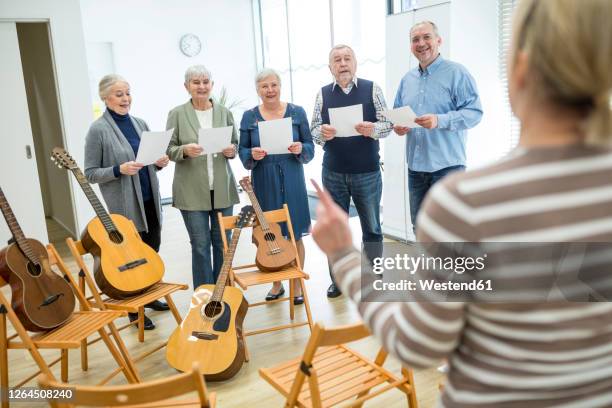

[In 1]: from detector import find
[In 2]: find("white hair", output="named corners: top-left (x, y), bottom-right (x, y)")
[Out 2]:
top-left (184, 65), bottom-right (212, 83)
top-left (98, 74), bottom-right (128, 101)
top-left (328, 44), bottom-right (356, 64)
top-left (255, 68), bottom-right (281, 88)
top-left (410, 21), bottom-right (440, 37)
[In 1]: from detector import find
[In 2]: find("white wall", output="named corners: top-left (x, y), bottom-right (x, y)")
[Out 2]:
top-left (384, 0), bottom-right (506, 241)
top-left (1, 0), bottom-right (99, 236)
top-left (79, 0), bottom-right (260, 198)
top-left (450, 0), bottom-right (506, 169)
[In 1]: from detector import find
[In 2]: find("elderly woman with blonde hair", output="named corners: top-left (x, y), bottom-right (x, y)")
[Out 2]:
top-left (166, 65), bottom-right (239, 289)
top-left (84, 74), bottom-right (170, 330)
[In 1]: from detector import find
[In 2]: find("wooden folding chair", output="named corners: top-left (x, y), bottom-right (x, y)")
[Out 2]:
top-left (64, 237), bottom-right (188, 373)
top-left (259, 322), bottom-right (418, 407)
top-left (39, 362), bottom-right (215, 408)
top-left (218, 204), bottom-right (313, 360)
top-left (0, 244), bottom-right (139, 408)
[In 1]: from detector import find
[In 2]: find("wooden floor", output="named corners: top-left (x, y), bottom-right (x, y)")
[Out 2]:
top-left (3, 203), bottom-right (444, 407)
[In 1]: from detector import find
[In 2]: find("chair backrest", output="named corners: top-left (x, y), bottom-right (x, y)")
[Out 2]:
top-left (219, 206), bottom-right (289, 231)
top-left (64, 237), bottom-right (108, 309)
top-left (38, 362), bottom-right (211, 408)
top-left (301, 322), bottom-right (370, 364)
top-left (218, 204), bottom-right (300, 268)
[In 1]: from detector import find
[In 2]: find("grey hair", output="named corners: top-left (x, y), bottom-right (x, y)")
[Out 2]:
top-left (184, 65), bottom-right (212, 83)
top-left (410, 21), bottom-right (440, 37)
top-left (98, 74), bottom-right (128, 101)
top-left (328, 44), bottom-right (356, 64)
top-left (255, 68), bottom-right (281, 88)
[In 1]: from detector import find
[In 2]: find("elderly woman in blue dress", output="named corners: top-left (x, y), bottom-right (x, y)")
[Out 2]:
top-left (239, 68), bottom-right (314, 304)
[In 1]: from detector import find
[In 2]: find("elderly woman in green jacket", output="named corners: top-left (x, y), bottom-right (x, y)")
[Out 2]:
top-left (166, 65), bottom-right (239, 288)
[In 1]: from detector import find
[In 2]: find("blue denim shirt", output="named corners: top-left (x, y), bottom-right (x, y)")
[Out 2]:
top-left (393, 55), bottom-right (483, 172)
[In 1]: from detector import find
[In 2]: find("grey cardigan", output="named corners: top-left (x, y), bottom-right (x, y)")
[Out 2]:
top-left (84, 110), bottom-right (162, 233)
top-left (166, 100), bottom-right (240, 211)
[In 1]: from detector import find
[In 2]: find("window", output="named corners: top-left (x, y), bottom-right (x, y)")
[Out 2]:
top-left (254, 0), bottom-right (388, 190)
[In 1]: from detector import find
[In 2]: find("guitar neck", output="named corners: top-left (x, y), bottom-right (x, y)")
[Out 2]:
top-left (0, 187), bottom-right (39, 264)
top-left (211, 228), bottom-right (242, 302)
top-left (70, 168), bottom-right (117, 232)
top-left (244, 189), bottom-right (270, 231)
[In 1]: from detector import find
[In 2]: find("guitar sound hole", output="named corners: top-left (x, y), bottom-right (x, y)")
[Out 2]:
top-left (203, 301), bottom-right (223, 318)
top-left (108, 230), bottom-right (124, 244)
top-left (27, 262), bottom-right (42, 277)
top-left (264, 232), bottom-right (276, 241)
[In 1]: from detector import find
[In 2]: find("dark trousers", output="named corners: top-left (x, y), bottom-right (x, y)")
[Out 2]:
top-left (408, 165), bottom-right (465, 232)
top-left (139, 199), bottom-right (161, 252)
top-left (137, 199), bottom-right (162, 310)
top-left (180, 191), bottom-right (233, 289)
top-left (322, 168), bottom-right (383, 285)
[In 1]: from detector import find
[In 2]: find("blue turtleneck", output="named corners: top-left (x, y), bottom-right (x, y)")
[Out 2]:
top-left (108, 109), bottom-right (153, 202)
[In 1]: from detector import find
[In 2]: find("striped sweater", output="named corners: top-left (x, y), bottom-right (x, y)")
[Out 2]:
top-left (332, 144), bottom-right (612, 407)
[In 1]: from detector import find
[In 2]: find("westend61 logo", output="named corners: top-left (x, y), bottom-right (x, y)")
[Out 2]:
top-left (362, 242), bottom-right (612, 302)
top-left (371, 253), bottom-right (487, 275)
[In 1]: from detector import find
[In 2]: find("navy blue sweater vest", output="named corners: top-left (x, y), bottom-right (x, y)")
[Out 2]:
top-left (320, 78), bottom-right (379, 173)
top-left (108, 109), bottom-right (153, 202)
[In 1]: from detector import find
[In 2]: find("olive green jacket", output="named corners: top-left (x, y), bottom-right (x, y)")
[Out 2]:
top-left (166, 100), bottom-right (239, 211)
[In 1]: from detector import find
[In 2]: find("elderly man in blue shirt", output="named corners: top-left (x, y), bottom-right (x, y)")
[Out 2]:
top-left (394, 21), bottom-right (483, 231)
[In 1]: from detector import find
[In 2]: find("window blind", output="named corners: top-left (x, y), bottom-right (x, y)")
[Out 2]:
top-left (499, 0), bottom-right (520, 153)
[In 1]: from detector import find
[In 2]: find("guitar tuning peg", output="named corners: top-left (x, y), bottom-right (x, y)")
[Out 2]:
top-left (50, 157), bottom-right (55, 162)
top-left (57, 164), bottom-right (63, 169)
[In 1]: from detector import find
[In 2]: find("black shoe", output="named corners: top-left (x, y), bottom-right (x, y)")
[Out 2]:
top-left (327, 283), bottom-right (342, 298)
top-left (293, 295), bottom-right (304, 305)
top-left (144, 300), bottom-right (170, 311)
top-left (265, 286), bottom-right (285, 301)
top-left (128, 312), bottom-right (155, 330)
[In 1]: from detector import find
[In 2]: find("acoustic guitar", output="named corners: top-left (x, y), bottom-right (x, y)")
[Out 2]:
top-left (239, 176), bottom-right (297, 271)
top-left (0, 187), bottom-right (75, 332)
top-left (51, 148), bottom-right (164, 299)
top-left (166, 205), bottom-right (253, 381)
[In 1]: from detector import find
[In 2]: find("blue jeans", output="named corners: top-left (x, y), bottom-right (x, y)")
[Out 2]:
top-left (409, 165), bottom-right (465, 231)
top-left (180, 204), bottom-right (233, 288)
top-left (323, 168), bottom-right (382, 281)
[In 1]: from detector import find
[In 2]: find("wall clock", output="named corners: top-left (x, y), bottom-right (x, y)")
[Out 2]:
top-left (180, 33), bottom-right (202, 57)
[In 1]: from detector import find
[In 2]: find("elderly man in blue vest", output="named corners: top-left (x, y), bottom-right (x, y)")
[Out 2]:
top-left (394, 21), bottom-right (483, 232)
top-left (311, 44), bottom-right (392, 298)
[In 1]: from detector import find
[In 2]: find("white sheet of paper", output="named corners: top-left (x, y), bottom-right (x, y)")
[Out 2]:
top-left (198, 126), bottom-right (233, 155)
top-left (258, 117), bottom-right (293, 155)
top-left (328, 104), bottom-right (363, 137)
top-left (382, 106), bottom-right (422, 128)
top-left (135, 129), bottom-right (173, 165)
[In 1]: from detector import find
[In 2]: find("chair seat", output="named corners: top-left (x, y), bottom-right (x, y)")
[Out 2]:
top-left (260, 345), bottom-right (391, 407)
top-left (102, 282), bottom-right (188, 312)
top-left (19, 310), bottom-right (127, 349)
top-left (234, 266), bottom-right (309, 289)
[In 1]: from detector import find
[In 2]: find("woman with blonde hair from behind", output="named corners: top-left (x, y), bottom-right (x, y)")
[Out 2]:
top-left (312, 0), bottom-right (612, 406)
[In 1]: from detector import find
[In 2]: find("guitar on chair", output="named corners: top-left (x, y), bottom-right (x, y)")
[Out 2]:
top-left (51, 147), bottom-right (164, 299)
top-left (166, 205), bottom-right (253, 381)
top-left (239, 176), bottom-right (296, 271)
top-left (0, 187), bottom-right (75, 332)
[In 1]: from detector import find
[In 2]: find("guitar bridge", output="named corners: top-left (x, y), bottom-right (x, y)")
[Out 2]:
top-left (268, 249), bottom-right (282, 255)
top-left (191, 331), bottom-right (218, 340)
top-left (118, 258), bottom-right (148, 271)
